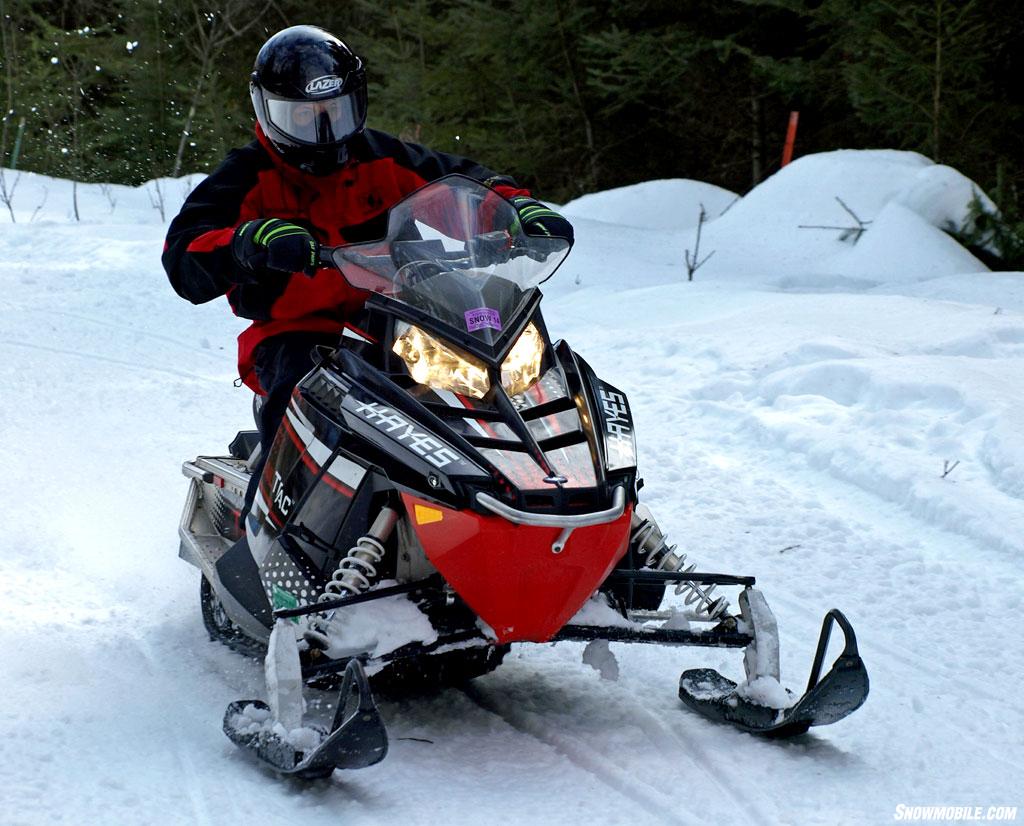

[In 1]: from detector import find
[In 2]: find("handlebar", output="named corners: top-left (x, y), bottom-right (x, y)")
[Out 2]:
top-left (318, 245), bottom-right (338, 267)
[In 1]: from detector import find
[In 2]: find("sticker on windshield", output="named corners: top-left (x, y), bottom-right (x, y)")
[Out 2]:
top-left (465, 307), bottom-right (502, 333)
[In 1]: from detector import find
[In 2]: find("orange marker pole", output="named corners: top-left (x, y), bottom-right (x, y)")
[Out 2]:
top-left (781, 111), bottom-right (800, 167)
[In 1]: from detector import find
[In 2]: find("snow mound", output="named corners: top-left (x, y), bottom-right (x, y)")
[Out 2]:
top-left (562, 178), bottom-right (738, 229)
top-left (697, 150), bottom-right (989, 287)
top-left (554, 150), bottom-right (992, 296)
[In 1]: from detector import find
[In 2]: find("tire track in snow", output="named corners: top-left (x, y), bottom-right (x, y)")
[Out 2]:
top-left (769, 587), bottom-right (1024, 724)
top-left (0, 338), bottom-right (224, 383)
top-left (640, 383), bottom-right (1024, 719)
top-left (765, 590), bottom-right (1024, 777)
top-left (621, 370), bottom-right (1024, 779)
top-left (462, 683), bottom-right (695, 825)
top-left (666, 415), bottom-right (1024, 762)
top-left (128, 633), bottom-right (217, 826)
top-left (720, 444), bottom-right (1024, 723)
top-left (0, 301), bottom-right (231, 361)
top-left (617, 697), bottom-right (773, 823)
top-left (720, 478), bottom-right (1024, 745)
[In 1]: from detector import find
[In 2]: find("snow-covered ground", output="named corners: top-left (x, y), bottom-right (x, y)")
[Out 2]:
top-left (1, 150), bottom-right (1022, 825)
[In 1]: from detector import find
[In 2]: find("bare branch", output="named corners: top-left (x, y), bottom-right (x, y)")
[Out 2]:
top-left (0, 167), bottom-right (21, 222)
top-left (29, 186), bottom-right (48, 222)
top-left (799, 196), bottom-right (872, 244)
top-left (835, 196), bottom-right (866, 226)
top-left (148, 178), bottom-right (166, 222)
top-left (684, 203), bottom-right (715, 281)
top-left (99, 182), bottom-right (117, 213)
top-left (173, 0), bottom-right (270, 177)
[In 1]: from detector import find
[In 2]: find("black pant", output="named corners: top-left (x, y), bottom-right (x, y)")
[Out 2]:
top-left (242, 332), bottom-right (338, 516)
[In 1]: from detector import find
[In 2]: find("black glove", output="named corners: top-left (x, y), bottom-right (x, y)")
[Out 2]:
top-left (231, 218), bottom-right (319, 281)
top-left (510, 197), bottom-right (574, 244)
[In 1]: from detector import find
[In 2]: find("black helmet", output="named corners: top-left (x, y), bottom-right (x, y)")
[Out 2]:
top-left (250, 25), bottom-right (367, 175)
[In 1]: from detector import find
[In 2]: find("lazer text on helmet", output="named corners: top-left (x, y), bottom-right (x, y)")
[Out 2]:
top-left (304, 75), bottom-right (344, 96)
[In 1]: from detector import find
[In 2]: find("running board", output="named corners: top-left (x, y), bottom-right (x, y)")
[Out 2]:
top-left (182, 455), bottom-right (250, 496)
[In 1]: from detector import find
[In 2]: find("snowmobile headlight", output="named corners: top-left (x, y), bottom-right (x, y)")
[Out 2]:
top-left (500, 322), bottom-right (544, 397)
top-left (392, 322), bottom-right (490, 399)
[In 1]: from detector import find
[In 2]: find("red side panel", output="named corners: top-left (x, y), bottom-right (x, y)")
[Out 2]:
top-left (402, 493), bottom-right (632, 644)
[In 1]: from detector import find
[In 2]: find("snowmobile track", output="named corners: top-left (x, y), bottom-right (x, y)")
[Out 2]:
top-left (770, 589), bottom-right (1024, 724)
top-left (627, 695), bottom-right (774, 822)
top-left (0, 299), bottom-right (229, 362)
top-left (765, 592), bottom-right (1024, 777)
top-left (128, 632), bottom-right (217, 826)
top-left (658, 395), bottom-right (1024, 722)
top-left (0, 338), bottom-right (221, 383)
top-left (462, 683), bottom-right (696, 825)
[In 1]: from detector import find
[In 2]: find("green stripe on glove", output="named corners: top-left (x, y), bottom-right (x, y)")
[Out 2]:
top-left (231, 218), bottom-right (319, 281)
top-left (511, 197), bottom-right (574, 243)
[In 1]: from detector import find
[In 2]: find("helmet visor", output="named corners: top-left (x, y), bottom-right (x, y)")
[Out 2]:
top-left (265, 91), bottom-right (364, 145)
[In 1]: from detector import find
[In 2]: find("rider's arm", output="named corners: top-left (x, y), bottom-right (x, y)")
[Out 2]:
top-left (162, 142), bottom-right (267, 304)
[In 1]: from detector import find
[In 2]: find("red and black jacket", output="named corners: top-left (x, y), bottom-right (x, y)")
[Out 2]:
top-left (162, 125), bottom-right (529, 392)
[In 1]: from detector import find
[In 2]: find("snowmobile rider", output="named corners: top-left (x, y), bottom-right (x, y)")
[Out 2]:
top-left (162, 25), bottom-right (573, 515)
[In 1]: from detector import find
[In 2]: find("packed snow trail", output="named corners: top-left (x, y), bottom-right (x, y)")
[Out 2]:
top-left (544, 282), bottom-right (1024, 817)
top-left (2, 154), bottom-right (1022, 824)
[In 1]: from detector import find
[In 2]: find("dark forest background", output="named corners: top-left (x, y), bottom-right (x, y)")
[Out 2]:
top-left (1, 0), bottom-right (1022, 217)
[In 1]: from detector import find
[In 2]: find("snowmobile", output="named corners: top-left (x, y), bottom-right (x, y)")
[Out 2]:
top-left (178, 175), bottom-right (868, 779)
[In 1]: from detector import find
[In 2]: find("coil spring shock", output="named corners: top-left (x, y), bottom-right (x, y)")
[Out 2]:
top-left (630, 505), bottom-right (729, 620)
top-left (318, 507), bottom-right (399, 603)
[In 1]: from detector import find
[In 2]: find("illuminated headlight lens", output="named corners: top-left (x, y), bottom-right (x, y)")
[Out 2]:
top-left (392, 323), bottom-right (490, 399)
top-left (501, 322), bottom-right (544, 396)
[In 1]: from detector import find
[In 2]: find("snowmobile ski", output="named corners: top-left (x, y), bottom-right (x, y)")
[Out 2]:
top-left (223, 659), bottom-right (388, 779)
top-left (678, 609), bottom-right (868, 737)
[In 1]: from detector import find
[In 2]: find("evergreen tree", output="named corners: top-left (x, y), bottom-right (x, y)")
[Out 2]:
top-left (0, 0), bottom-right (1019, 224)
top-left (820, 0), bottom-right (992, 164)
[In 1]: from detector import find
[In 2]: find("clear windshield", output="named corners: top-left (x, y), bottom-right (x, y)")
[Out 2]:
top-left (329, 175), bottom-right (570, 346)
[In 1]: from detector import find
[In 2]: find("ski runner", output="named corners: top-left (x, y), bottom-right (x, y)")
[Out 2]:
top-left (162, 25), bottom-right (573, 515)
